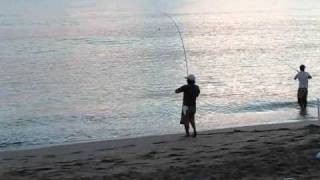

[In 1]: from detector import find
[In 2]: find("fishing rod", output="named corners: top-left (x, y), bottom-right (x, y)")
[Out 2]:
top-left (278, 60), bottom-right (299, 72)
top-left (163, 13), bottom-right (189, 76)
top-left (265, 2), bottom-right (299, 73)
top-left (283, 61), bottom-right (299, 72)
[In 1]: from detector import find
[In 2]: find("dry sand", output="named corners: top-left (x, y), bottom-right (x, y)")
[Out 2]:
top-left (1, 121), bottom-right (320, 180)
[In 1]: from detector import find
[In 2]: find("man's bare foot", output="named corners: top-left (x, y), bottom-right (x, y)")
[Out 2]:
top-left (193, 132), bottom-right (197, 137)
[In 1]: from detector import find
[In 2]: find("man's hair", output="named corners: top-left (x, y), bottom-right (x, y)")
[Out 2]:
top-left (187, 79), bottom-right (195, 85)
top-left (300, 64), bottom-right (305, 71)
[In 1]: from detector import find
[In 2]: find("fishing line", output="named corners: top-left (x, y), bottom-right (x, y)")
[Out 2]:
top-left (265, 1), bottom-right (299, 73)
top-left (163, 13), bottom-right (189, 76)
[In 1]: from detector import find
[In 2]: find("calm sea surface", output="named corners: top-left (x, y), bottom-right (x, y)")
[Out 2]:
top-left (1, 0), bottom-right (320, 150)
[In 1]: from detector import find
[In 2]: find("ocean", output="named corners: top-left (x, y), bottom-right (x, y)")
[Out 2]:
top-left (1, 0), bottom-right (320, 150)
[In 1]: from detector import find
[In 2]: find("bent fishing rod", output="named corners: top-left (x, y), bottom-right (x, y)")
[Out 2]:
top-left (164, 13), bottom-right (299, 75)
top-left (163, 13), bottom-right (189, 76)
top-left (278, 60), bottom-right (299, 72)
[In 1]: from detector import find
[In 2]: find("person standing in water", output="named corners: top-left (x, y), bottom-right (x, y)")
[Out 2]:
top-left (175, 74), bottom-right (200, 137)
top-left (294, 64), bottom-right (312, 110)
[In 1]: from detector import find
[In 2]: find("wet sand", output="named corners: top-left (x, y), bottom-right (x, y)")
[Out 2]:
top-left (1, 121), bottom-right (320, 180)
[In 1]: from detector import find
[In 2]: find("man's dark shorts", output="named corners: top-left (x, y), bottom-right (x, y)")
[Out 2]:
top-left (180, 106), bottom-right (196, 125)
top-left (298, 88), bottom-right (308, 107)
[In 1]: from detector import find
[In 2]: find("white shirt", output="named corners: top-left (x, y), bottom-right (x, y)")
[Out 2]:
top-left (295, 71), bottom-right (311, 88)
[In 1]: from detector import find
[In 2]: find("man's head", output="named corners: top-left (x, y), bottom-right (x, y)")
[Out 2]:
top-left (300, 64), bottom-right (305, 71)
top-left (186, 74), bottom-right (196, 85)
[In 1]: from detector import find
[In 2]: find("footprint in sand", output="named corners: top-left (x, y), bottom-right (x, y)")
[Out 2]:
top-left (60, 164), bottom-right (73, 169)
top-left (101, 158), bottom-right (126, 164)
top-left (59, 161), bottom-right (86, 168)
top-left (294, 135), bottom-right (304, 139)
top-left (243, 145), bottom-right (255, 150)
top-left (43, 154), bottom-right (56, 158)
top-left (289, 138), bottom-right (300, 142)
top-left (210, 155), bottom-right (220, 159)
top-left (114, 159), bottom-right (126, 164)
top-left (24, 155), bottom-right (36, 158)
top-left (222, 143), bottom-right (232, 146)
top-left (240, 150), bottom-right (257, 156)
top-left (167, 153), bottom-right (184, 158)
top-left (153, 141), bottom-right (167, 145)
top-left (258, 134), bottom-right (269, 138)
top-left (34, 167), bottom-right (53, 171)
top-left (194, 150), bottom-right (206, 154)
top-left (57, 160), bottom-right (77, 164)
top-left (263, 141), bottom-right (274, 145)
top-left (73, 162), bottom-right (85, 166)
top-left (140, 151), bottom-right (162, 159)
top-left (15, 169), bottom-right (32, 176)
top-left (233, 129), bottom-right (244, 133)
top-left (100, 159), bottom-right (115, 163)
top-left (201, 145), bottom-right (212, 148)
top-left (273, 147), bottom-right (285, 153)
top-left (171, 147), bottom-right (185, 151)
top-left (241, 164), bottom-right (255, 170)
top-left (124, 162), bottom-right (149, 166)
top-left (291, 169), bottom-right (303, 175)
top-left (71, 151), bottom-right (82, 154)
top-left (173, 157), bottom-right (183, 161)
top-left (230, 151), bottom-right (243, 155)
top-left (97, 148), bottom-right (115, 151)
top-left (122, 144), bottom-right (136, 148)
top-left (188, 159), bottom-right (201, 164)
top-left (277, 128), bottom-right (290, 131)
top-left (95, 167), bottom-right (106, 170)
top-left (247, 139), bottom-right (257, 143)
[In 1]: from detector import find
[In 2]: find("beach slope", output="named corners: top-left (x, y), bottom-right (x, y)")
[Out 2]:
top-left (1, 121), bottom-right (320, 180)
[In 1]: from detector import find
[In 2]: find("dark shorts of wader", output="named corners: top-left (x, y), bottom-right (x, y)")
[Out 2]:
top-left (180, 106), bottom-right (196, 125)
top-left (297, 88), bottom-right (308, 108)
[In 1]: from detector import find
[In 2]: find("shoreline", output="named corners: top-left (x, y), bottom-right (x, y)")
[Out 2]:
top-left (2, 106), bottom-right (318, 153)
top-left (1, 120), bottom-right (316, 153)
top-left (1, 120), bottom-right (320, 179)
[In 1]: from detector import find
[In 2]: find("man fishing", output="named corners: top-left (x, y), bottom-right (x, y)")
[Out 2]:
top-left (175, 74), bottom-right (200, 137)
top-left (294, 64), bottom-right (312, 110)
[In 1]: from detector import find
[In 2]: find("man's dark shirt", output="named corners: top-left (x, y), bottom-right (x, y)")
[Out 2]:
top-left (175, 84), bottom-right (200, 107)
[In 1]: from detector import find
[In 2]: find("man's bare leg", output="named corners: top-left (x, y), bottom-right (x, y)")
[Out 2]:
top-left (184, 124), bottom-right (190, 137)
top-left (190, 118), bottom-right (197, 137)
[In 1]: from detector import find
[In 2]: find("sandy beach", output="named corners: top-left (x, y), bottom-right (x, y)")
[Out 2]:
top-left (1, 121), bottom-right (320, 180)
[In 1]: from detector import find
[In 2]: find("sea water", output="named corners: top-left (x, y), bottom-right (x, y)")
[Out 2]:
top-left (1, 0), bottom-right (320, 150)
